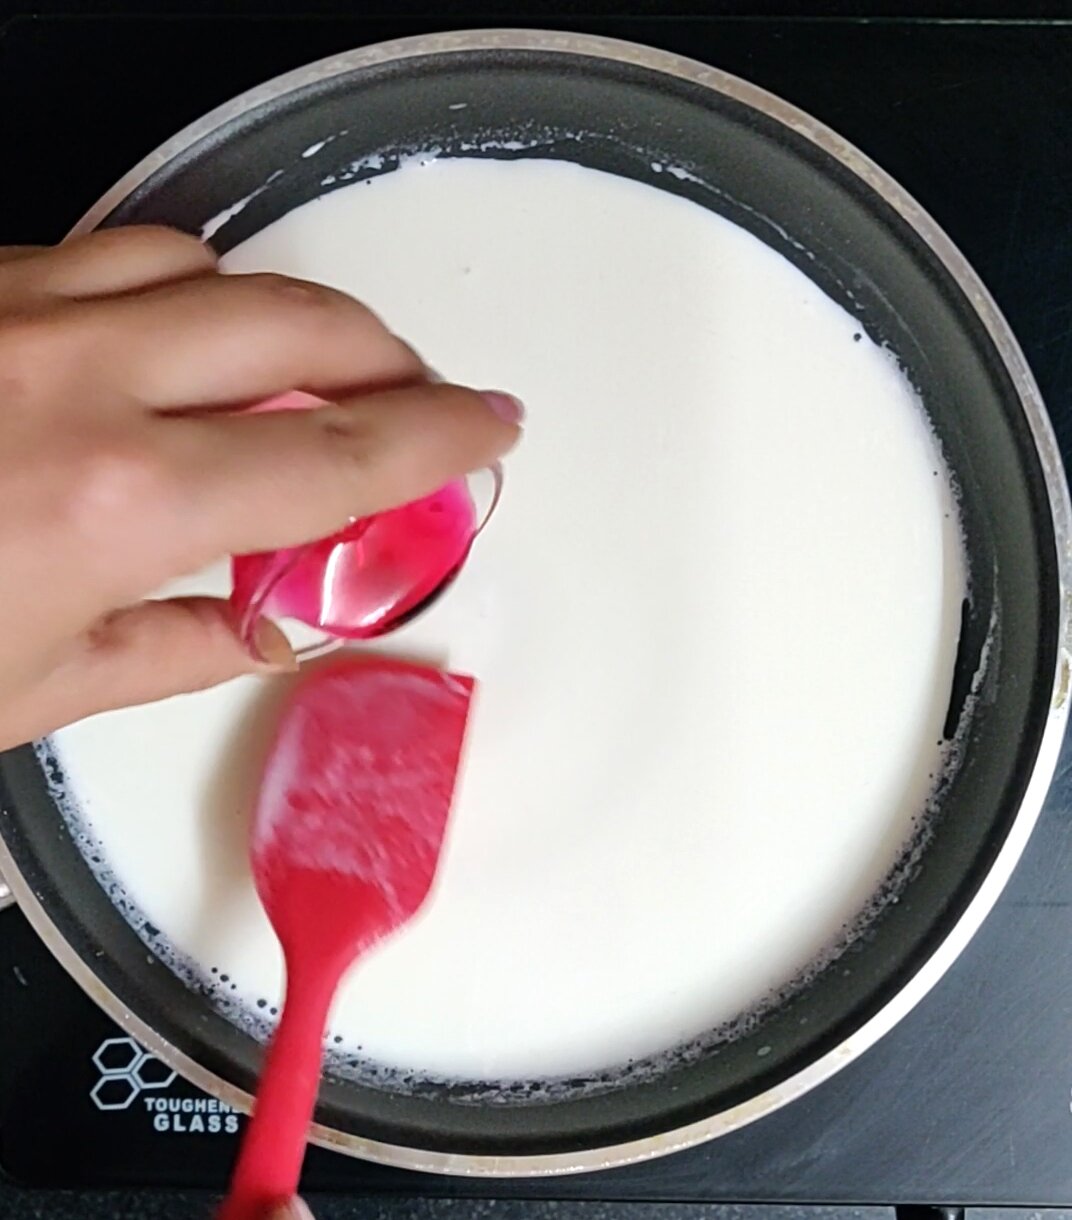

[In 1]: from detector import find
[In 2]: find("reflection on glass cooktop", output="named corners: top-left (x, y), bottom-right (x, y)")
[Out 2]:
top-left (1, 9), bottom-right (1072, 1211)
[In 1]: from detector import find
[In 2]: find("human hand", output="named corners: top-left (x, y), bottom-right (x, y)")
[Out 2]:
top-left (0, 227), bottom-right (522, 749)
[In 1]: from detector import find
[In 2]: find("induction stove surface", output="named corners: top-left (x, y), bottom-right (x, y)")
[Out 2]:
top-left (1, 9), bottom-right (1071, 1211)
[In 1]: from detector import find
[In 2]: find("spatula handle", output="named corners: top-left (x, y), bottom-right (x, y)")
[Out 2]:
top-left (217, 963), bottom-right (337, 1220)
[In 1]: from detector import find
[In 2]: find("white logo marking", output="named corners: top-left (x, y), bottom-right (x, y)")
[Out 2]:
top-left (90, 1036), bottom-right (176, 1111)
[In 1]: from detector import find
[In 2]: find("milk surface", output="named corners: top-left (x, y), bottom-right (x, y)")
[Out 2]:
top-left (50, 157), bottom-right (966, 1083)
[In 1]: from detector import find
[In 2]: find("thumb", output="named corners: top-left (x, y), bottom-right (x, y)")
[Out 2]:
top-left (76, 596), bottom-right (298, 708)
top-left (6, 598), bottom-right (295, 744)
top-left (264, 1200), bottom-right (316, 1220)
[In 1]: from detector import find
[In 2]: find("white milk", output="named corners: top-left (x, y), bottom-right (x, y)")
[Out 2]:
top-left (50, 158), bottom-right (966, 1083)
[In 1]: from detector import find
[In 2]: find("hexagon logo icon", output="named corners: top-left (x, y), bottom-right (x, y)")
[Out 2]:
top-left (91, 1074), bottom-right (140, 1111)
top-left (90, 1035), bottom-right (176, 1111)
top-left (92, 1036), bottom-right (142, 1076)
top-left (133, 1055), bottom-right (176, 1090)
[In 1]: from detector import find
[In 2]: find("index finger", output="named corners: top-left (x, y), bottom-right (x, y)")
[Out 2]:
top-left (157, 381), bottom-right (523, 564)
top-left (61, 271), bottom-right (424, 411)
top-left (0, 228), bottom-right (215, 304)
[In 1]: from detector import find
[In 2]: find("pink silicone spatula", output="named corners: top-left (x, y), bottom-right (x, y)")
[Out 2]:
top-left (218, 657), bottom-right (475, 1220)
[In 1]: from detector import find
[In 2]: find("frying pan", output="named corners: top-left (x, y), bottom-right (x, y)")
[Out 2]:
top-left (0, 29), bottom-right (1069, 1177)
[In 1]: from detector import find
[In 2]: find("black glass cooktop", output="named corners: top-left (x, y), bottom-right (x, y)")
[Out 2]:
top-left (2, 7), bottom-right (1072, 1212)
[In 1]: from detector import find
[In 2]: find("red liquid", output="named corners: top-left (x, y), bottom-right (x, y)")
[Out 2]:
top-left (231, 481), bottom-right (478, 640)
top-left (230, 390), bottom-right (481, 643)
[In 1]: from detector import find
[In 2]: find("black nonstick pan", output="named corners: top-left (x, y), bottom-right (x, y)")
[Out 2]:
top-left (0, 30), bottom-right (1068, 1176)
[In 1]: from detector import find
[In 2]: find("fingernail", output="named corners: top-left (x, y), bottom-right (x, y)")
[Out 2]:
top-left (265, 1199), bottom-right (315, 1220)
top-left (252, 618), bottom-right (298, 672)
top-left (481, 390), bottom-right (525, 425)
